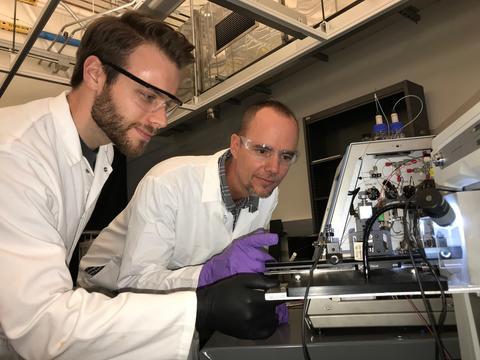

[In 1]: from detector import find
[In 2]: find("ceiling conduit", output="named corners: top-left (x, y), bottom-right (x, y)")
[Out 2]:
top-left (0, 0), bottom-right (61, 97)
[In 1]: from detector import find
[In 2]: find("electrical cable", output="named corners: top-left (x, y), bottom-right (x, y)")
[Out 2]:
top-left (361, 200), bottom-right (450, 358)
top-left (403, 201), bottom-right (451, 360)
top-left (407, 297), bottom-right (436, 335)
top-left (301, 241), bottom-right (325, 360)
top-left (406, 295), bottom-right (451, 360)
top-left (392, 94), bottom-right (425, 131)
top-left (362, 156), bottom-right (428, 275)
top-left (385, 157), bottom-right (423, 184)
top-left (392, 94), bottom-right (424, 113)
top-left (339, 154), bottom-right (366, 248)
top-left (374, 93), bottom-right (390, 136)
top-left (338, 214), bottom-right (354, 248)
top-left (380, 156), bottom-right (424, 198)
top-left (362, 202), bottom-right (416, 278)
top-left (410, 211), bottom-right (451, 359)
top-left (348, 187), bottom-right (361, 215)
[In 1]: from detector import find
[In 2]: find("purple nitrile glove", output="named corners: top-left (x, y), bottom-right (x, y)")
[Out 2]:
top-left (198, 230), bottom-right (278, 288)
top-left (276, 303), bottom-right (289, 325)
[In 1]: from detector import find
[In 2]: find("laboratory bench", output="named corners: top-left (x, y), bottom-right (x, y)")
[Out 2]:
top-left (200, 307), bottom-right (460, 360)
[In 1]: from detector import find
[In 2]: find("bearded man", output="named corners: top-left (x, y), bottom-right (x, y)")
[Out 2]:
top-left (0, 11), bottom-right (281, 360)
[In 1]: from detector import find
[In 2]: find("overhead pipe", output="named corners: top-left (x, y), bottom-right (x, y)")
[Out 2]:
top-left (40, 0), bottom-right (140, 64)
top-left (39, 31), bottom-right (81, 47)
top-left (51, 26), bottom-right (82, 57)
top-left (52, 0), bottom-right (149, 58)
top-left (59, 1), bottom-right (87, 29)
top-left (0, 0), bottom-right (61, 97)
top-left (12, 0), bottom-right (18, 52)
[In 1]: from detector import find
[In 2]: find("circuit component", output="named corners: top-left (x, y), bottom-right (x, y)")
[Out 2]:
top-left (402, 185), bottom-right (416, 199)
top-left (383, 180), bottom-right (398, 200)
top-left (366, 187), bottom-right (380, 200)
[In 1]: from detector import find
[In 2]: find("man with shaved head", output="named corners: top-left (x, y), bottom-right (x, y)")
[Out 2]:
top-left (80, 100), bottom-right (299, 338)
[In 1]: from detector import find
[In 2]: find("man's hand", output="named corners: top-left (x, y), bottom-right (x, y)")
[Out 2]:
top-left (196, 274), bottom-right (281, 340)
top-left (198, 230), bottom-right (278, 287)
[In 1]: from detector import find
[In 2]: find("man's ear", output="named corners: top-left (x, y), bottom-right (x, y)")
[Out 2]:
top-left (230, 133), bottom-right (240, 158)
top-left (82, 55), bottom-right (106, 93)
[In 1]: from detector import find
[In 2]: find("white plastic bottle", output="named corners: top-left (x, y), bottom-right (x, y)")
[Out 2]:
top-left (390, 112), bottom-right (405, 138)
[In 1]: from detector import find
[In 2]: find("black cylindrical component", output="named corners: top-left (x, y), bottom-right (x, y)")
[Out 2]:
top-left (383, 180), bottom-right (398, 200)
top-left (402, 185), bottom-right (416, 199)
top-left (367, 187), bottom-right (380, 200)
top-left (416, 188), bottom-right (455, 227)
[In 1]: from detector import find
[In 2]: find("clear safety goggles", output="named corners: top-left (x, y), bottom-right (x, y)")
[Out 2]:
top-left (240, 136), bottom-right (298, 166)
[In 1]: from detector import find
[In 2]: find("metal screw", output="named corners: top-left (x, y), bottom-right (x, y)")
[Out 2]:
top-left (432, 152), bottom-right (445, 168)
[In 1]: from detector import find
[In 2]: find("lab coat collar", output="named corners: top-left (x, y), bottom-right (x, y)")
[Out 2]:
top-left (201, 149), bottom-right (229, 203)
top-left (49, 92), bottom-right (113, 168)
top-left (48, 92), bottom-right (83, 167)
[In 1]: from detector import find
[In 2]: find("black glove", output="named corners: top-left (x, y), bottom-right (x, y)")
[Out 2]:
top-left (196, 273), bottom-right (280, 341)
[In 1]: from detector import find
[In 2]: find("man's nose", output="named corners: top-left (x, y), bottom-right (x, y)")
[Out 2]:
top-left (148, 109), bottom-right (168, 130)
top-left (264, 154), bottom-right (280, 174)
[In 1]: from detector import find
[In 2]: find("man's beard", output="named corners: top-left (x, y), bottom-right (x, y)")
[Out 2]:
top-left (91, 87), bottom-right (153, 158)
top-left (247, 181), bottom-right (276, 198)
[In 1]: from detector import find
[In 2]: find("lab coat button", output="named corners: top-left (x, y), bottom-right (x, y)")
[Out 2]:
top-left (85, 169), bottom-right (89, 174)
top-left (104, 167), bottom-right (108, 172)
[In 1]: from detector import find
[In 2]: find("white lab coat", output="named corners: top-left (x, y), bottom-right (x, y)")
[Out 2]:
top-left (78, 150), bottom-right (278, 291)
top-left (0, 93), bottom-right (197, 360)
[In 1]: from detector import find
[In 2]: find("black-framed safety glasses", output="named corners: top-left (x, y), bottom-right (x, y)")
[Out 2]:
top-left (99, 57), bottom-right (182, 115)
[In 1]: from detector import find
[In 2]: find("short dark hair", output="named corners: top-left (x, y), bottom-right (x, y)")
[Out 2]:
top-left (71, 11), bottom-right (194, 88)
top-left (239, 100), bottom-right (298, 135)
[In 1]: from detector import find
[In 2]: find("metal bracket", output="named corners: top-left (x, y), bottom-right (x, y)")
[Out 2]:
top-left (209, 0), bottom-right (327, 41)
